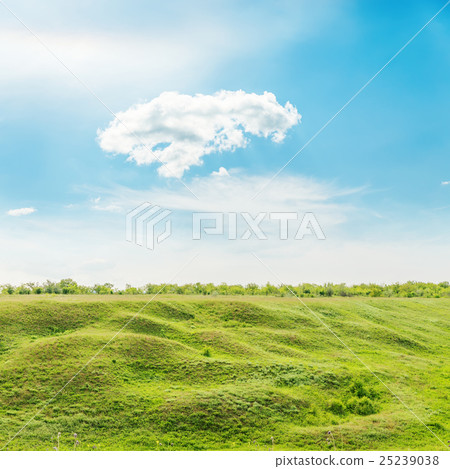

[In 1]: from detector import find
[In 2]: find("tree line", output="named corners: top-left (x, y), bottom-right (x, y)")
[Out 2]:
top-left (1, 279), bottom-right (449, 298)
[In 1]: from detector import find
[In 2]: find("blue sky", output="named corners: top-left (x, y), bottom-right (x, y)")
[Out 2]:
top-left (1, 0), bottom-right (449, 286)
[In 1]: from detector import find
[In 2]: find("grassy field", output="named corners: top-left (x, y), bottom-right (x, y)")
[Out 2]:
top-left (0, 295), bottom-right (448, 451)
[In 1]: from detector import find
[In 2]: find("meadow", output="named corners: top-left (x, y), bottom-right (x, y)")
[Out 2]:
top-left (0, 295), bottom-right (448, 451)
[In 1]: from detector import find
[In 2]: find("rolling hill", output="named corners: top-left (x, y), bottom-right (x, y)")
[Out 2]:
top-left (0, 296), bottom-right (448, 450)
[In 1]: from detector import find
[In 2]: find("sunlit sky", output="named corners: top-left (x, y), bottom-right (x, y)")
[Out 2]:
top-left (1, 0), bottom-right (449, 287)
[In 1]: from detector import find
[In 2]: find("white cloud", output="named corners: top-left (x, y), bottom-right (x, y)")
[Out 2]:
top-left (7, 207), bottom-right (36, 217)
top-left (91, 197), bottom-right (121, 213)
top-left (97, 90), bottom-right (301, 177)
top-left (0, 2), bottom-right (342, 104)
top-left (80, 172), bottom-right (359, 223)
top-left (1, 172), bottom-right (449, 287)
top-left (441, 181), bottom-right (450, 185)
top-left (93, 204), bottom-right (121, 213)
top-left (211, 167), bottom-right (230, 177)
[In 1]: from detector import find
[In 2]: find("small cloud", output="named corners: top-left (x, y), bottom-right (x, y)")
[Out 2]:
top-left (441, 181), bottom-right (450, 185)
top-left (92, 203), bottom-right (122, 213)
top-left (90, 196), bottom-right (121, 212)
top-left (7, 207), bottom-right (36, 217)
top-left (211, 167), bottom-right (230, 177)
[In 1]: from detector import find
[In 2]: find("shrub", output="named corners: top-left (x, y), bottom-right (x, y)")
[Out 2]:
top-left (346, 396), bottom-right (378, 415)
top-left (348, 379), bottom-right (378, 399)
top-left (349, 379), bottom-right (369, 398)
top-left (328, 399), bottom-right (346, 415)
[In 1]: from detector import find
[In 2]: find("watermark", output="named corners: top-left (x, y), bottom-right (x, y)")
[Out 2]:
top-left (126, 203), bottom-right (325, 249)
top-left (126, 202), bottom-right (172, 250)
top-left (193, 212), bottom-right (325, 240)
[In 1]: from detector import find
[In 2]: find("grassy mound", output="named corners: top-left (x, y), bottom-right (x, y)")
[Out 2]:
top-left (0, 296), bottom-right (448, 450)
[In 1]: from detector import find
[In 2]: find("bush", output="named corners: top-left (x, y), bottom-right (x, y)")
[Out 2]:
top-left (348, 379), bottom-right (378, 399)
top-left (346, 396), bottom-right (378, 416)
top-left (349, 379), bottom-right (369, 398)
top-left (328, 399), bottom-right (346, 415)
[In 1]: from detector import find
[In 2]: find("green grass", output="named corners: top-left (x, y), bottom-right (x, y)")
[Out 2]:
top-left (0, 295), bottom-right (448, 450)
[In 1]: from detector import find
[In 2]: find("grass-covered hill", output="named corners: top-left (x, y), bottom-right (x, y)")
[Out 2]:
top-left (0, 296), bottom-right (448, 450)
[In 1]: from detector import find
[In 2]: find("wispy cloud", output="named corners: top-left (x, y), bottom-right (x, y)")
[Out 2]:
top-left (90, 197), bottom-right (121, 213)
top-left (97, 90), bottom-right (301, 177)
top-left (7, 207), bottom-right (36, 217)
top-left (441, 181), bottom-right (450, 185)
top-left (78, 172), bottom-right (361, 235)
top-left (0, 2), bottom-right (340, 102)
top-left (0, 173), bottom-right (448, 287)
